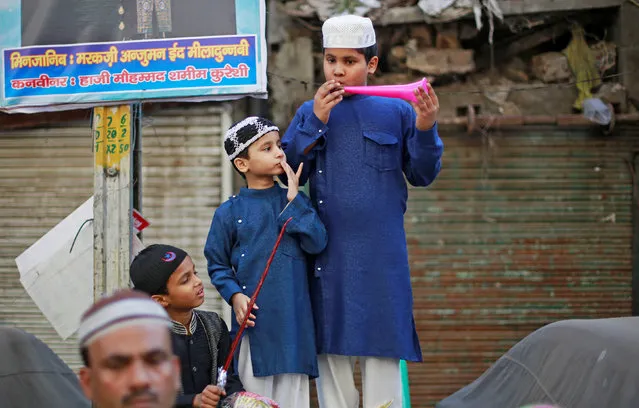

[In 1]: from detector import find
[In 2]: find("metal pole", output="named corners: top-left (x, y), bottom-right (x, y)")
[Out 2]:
top-left (132, 103), bottom-right (143, 233)
top-left (93, 105), bottom-right (133, 300)
top-left (220, 104), bottom-right (234, 326)
top-left (400, 360), bottom-right (412, 408)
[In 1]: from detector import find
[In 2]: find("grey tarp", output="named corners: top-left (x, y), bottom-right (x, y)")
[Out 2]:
top-left (436, 317), bottom-right (639, 408)
top-left (0, 327), bottom-right (90, 408)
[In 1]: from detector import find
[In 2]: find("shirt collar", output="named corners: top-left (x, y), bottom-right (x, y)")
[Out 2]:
top-left (170, 313), bottom-right (197, 336)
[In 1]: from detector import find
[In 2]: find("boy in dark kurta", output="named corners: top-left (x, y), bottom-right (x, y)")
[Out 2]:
top-left (130, 244), bottom-right (244, 408)
top-left (205, 117), bottom-right (327, 408)
top-left (281, 14), bottom-right (443, 408)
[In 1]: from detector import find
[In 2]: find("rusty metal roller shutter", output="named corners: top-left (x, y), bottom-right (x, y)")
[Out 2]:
top-left (140, 103), bottom-right (231, 316)
top-left (0, 122), bottom-right (93, 371)
top-left (405, 125), bottom-right (638, 407)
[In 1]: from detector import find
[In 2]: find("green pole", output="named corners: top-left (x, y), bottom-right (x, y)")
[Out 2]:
top-left (400, 360), bottom-right (411, 408)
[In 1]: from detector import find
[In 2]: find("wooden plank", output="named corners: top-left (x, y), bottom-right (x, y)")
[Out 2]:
top-left (377, 0), bottom-right (622, 26)
top-left (498, 0), bottom-right (623, 15)
top-left (378, 7), bottom-right (426, 26)
top-left (618, 1), bottom-right (639, 101)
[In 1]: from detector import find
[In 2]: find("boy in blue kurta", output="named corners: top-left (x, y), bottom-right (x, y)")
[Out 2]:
top-left (281, 14), bottom-right (444, 408)
top-left (205, 116), bottom-right (327, 408)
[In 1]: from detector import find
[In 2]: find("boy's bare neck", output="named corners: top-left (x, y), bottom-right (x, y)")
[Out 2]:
top-left (245, 174), bottom-right (276, 190)
top-left (168, 308), bottom-right (193, 328)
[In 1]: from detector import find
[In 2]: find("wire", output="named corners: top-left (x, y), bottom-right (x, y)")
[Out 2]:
top-left (69, 218), bottom-right (94, 254)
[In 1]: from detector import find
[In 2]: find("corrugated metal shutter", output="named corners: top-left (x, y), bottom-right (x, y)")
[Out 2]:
top-left (406, 125), bottom-right (637, 406)
top-left (0, 122), bottom-right (93, 371)
top-left (140, 103), bottom-right (232, 317)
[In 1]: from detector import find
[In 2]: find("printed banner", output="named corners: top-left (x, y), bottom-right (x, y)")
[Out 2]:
top-left (0, 0), bottom-right (267, 113)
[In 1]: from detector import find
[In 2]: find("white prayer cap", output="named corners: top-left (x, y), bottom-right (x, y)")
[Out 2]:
top-left (78, 289), bottom-right (171, 347)
top-left (322, 15), bottom-right (376, 49)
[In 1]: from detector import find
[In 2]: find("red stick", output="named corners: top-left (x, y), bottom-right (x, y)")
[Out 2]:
top-left (222, 217), bottom-right (293, 373)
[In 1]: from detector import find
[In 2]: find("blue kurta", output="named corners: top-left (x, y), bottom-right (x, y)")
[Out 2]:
top-left (281, 94), bottom-right (443, 362)
top-left (205, 184), bottom-right (327, 377)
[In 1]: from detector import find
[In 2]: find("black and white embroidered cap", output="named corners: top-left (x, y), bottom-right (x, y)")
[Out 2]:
top-left (224, 116), bottom-right (279, 161)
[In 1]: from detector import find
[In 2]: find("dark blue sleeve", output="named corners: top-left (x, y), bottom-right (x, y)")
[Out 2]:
top-left (277, 192), bottom-right (327, 255)
top-left (204, 205), bottom-right (243, 304)
top-left (175, 393), bottom-right (196, 407)
top-left (402, 105), bottom-right (444, 187)
top-left (281, 104), bottom-right (328, 186)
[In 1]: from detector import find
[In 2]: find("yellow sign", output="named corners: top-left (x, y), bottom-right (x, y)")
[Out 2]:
top-left (93, 105), bottom-right (131, 169)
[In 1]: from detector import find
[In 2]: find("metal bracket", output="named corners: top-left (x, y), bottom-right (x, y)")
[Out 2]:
top-left (105, 166), bottom-right (119, 177)
top-left (467, 104), bottom-right (476, 135)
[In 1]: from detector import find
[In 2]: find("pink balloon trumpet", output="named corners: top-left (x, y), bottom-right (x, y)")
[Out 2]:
top-left (343, 77), bottom-right (429, 102)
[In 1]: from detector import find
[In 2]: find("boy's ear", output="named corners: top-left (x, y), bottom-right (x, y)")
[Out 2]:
top-left (151, 294), bottom-right (169, 308)
top-left (233, 157), bottom-right (249, 174)
top-left (367, 56), bottom-right (379, 75)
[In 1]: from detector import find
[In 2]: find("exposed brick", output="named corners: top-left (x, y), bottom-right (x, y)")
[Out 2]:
top-left (407, 48), bottom-right (475, 75)
top-left (531, 52), bottom-right (572, 83)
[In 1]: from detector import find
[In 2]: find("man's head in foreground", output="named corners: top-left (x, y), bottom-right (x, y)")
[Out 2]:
top-left (78, 289), bottom-right (180, 408)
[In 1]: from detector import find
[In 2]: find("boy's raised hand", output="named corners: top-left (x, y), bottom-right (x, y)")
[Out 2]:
top-left (313, 80), bottom-right (344, 124)
top-left (281, 159), bottom-right (304, 202)
top-left (231, 293), bottom-right (258, 327)
top-left (201, 385), bottom-right (226, 407)
top-left (411, 82), bottom-right (440, 131)
top-left (194, 385), bottom-right (226, 408)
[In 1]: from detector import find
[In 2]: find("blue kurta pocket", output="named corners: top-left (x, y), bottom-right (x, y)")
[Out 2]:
top-left (278, 236), bottom-right (306, 260)
top-left (362, 131), bottom-right (400, 171)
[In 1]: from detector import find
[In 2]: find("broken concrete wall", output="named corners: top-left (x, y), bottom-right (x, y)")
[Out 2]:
top-left (268, 1), bottom-right (628, 119)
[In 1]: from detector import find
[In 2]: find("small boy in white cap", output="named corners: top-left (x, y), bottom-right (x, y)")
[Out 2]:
top-left (205, 116), bottom-right (328, 408)
top-left (281, 14), bottom-right (444, 408)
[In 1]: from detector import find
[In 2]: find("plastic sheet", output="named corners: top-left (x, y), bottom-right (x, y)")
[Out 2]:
top-left (583, 98), bottom-right (612, 125)
top-left (437, 318), bottom-right (639, 408)
top-left (220, 391), bottom-right (280, 408)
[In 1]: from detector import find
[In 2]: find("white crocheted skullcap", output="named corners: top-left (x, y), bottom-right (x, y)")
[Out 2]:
top-left (78, 289), bottom-right (171, 347)
top-left (322, 14), bottom-right (376, 49)
top-left (224, 116), bottom-right (279, 161)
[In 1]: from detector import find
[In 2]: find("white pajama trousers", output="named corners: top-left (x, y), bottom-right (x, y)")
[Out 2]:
top-left (238, 336), bottom-right (310, 408)
top-left (316, 354), bottom-right (402, 408)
